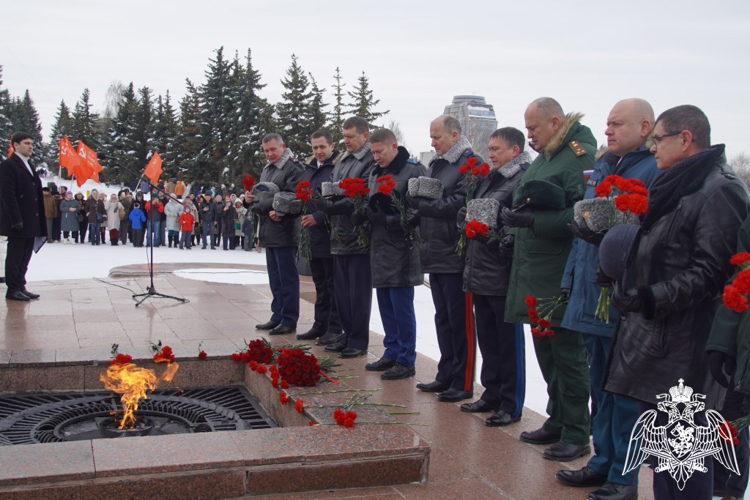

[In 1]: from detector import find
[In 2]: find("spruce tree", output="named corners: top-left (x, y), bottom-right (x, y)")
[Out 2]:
top-left (176, 79), bottom-right (204, 185)
top-left (47, 100), bottom-right (74, 171)
top-left (8, 90), bottom-right (45, 165)
top-left (0, 66), bottom-right (12, 159)
top-left (276, 54), bottom-right (314, 156)
top-left (308, 74), bottom-right (328, 136)
top-left (132, 86), bottom-right (154, 166)
top-left (71, 88), bottom-right (101, 152)
top-left (328, 67), bottom-right (346, 147)
top-left (199, 47), bottom-right (232, 184)
top-left (233, 49), bottom-right (267, 181)
top-left (152, 91), bottom-right (178, 178)
top-left (103, 83), bottom-right (138, 184)
top-left (347, 71), bottom-right (389, 126)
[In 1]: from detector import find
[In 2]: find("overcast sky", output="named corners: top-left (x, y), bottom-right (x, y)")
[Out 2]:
top-left (3, 0), bottom-right (750, 159)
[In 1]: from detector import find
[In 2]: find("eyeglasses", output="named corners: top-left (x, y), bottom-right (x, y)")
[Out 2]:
top-left (652, 131), bottom-right (682, 146)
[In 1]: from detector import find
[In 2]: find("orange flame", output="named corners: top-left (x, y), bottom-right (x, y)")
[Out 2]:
top-left (100, 361), bottom-right (179, 429)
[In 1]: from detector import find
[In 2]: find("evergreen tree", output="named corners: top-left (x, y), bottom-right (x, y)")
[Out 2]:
top-left (132, 86), bottom-right (154, 165)
top-left (199, 47), bottom-right (232, 184)
top-left (8, 91), bottom-right (45, 164)
top-left (233, 49), bottom-right (268, 182)
top-left (102, 83), bottom-right (138, 184)
top-left (328, 67), bottom-right (346, 147)
top-left (347, 71), bottom-right (389, 126)
top-left (152, 91), bottom-right (179, 177)
top-left (276, 54), bottom-right (314, 156)
top-left (175, 79), bottom-right (204, 184)
top-left (0, 66), bottom-right (12, 159)
top-left (308, 74), bottom-right (328, 136)
top-left (46, 100), bottom-right (74, 171)
top-left (71, 88), bottom-right (101, 152)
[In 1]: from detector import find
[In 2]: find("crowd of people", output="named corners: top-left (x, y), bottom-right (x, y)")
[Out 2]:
top-left (2, 96), bottom-right (750, 500)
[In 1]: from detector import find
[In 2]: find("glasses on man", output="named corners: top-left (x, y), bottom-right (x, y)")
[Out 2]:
top-left (652, 131), bottom-right (682, 147)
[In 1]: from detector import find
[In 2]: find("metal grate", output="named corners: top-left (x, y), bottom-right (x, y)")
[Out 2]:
top-left (0, 386), bottom-right (275, 446)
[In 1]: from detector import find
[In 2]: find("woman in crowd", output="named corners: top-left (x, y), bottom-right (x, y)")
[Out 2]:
top-left (85, 190), bottom-right (105, 246)
top-left (60, 191), bottom-right (80, 244)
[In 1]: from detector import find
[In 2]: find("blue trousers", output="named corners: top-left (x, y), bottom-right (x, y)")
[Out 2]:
top-left (147, 220), bottom-right (161, 246)
top-left (266, 246), bottom-right (299, 327)
top-left (376, 287), bottom-right (417, 367)
top-left (333, 254), bottom-right (371, 351)
top-left (584, 333), bottom-right (640, 485)
top-left (89, 223), bottom-right (101, 244)
top-left (202, 221), bottom-right (214, 248)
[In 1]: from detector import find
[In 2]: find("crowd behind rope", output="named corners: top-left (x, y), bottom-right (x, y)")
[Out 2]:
top-left (41, 179), bottom-right (260, 251)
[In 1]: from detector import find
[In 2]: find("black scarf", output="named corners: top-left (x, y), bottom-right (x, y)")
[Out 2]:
top-left (641, 144), bottom-right (724, 230)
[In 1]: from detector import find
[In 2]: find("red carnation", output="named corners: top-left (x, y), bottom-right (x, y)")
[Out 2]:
top-left (525, 296), bottom-right (537, 308)
top-left (614, 194), bottom-right (630, 212)
top-left (628, 194), bottom-right (648, 215)
top-left (296, 180), bottom-right (313, 202)
top-left (231, 353), bottom-right (241, 362)
top-left (280, 380), bottom-right (289, 389)
top-left (280, 393), bottom-right (289, 405)
top-left (376, 174), bottom-right (397, 196)
top-left (249, 361), bottom-right (258, 371)
top-left (256, 365), bottom-right (267, 374)
top-left (731, 252), bottom-right (750, 266)
top-left (242, 174), bottom-right (255, 192)
top-left (111, 353), bottom-right (133, 366)
top-left (295, 400), bottom-right (304, 413)
top-left (344, 417), bottom-right (355, 428)
top-left (198, 350), bottom-right (207, 360)
top-left (724, 285), bottom-right (749, 313)
top-left (594, 180), bottom-right (612, 198)
top-left (464, 219), bottom-right (489, 239)
top-left (719, 421), bottom-right (740, 445)
top-left (309, 421), bottom-right (316, 426)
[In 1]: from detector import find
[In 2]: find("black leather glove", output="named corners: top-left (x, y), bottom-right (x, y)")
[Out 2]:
top-left (595, 267), bottom-right (615, 288)
top-left (500, 207), bottom-right (534, 228)
top-left (611, 287), bottom-right (641, 313)
top-left (405, 192), bottom-right (420, 209)
top-left (350, 210), bottom-right (367, 226)
top-left (498, 233), bottom-right (515, 258)
top-left (11, 222), bottom-right (23, 231)
top-left (560, 288), bottom-right (571, 301)
top-left (568, 218), bottom-right (604, 246)
top-left (708, 350), bottom-right (736, 388)
top-left (405, 209), bottom-right (419, 228)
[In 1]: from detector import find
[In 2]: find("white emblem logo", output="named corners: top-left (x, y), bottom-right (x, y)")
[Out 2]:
top-left (624, 379), bottom-right (740, 490)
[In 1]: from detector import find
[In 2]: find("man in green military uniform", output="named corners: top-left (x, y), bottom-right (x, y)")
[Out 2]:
top-left (501, 97), bottom-right (596, 462)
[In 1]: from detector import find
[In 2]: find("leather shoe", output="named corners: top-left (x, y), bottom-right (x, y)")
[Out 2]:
top-left (339, 347), bottom-right (366, 358)
top-left (587, 482), bottom-right (637, 500)
top-left (485, 410), bottom-right (521, 427)
top-left (519, 427), bottom-right (561, 445)
top-left (324, 343), bottom-right (346, 353)
top-left (269, 325), bottom-right (295, 335)
top-left (416, 380), bottom-right (449, 393)
top-left (461, 399), bottom-right (498, 413)
top-left (21, 289), bottom-right (40, 299)
top-left (381, 363), bottom-right (415, 380)
top-left (437, 388), bottom-right (473, 402)
top-left (365, 357), bottom-right (396, 371)
top-left (256, 320), bottom-right (280, 330)
top-left (6, 290), bottom-right (30, 301)
top-left (316, 332), bottom-right (341, 345)
top-left (543, 441), bottom-right (591, 462)
top-left (296, 328), bottom-right (325, 340)
top-left (556, 466), bottom-right (608, 487)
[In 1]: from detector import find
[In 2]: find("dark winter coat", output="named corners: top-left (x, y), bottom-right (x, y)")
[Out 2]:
top-left (604, 145), bottom-right (750, 406)
top-left (220, 204), bottom-right (237, 236)
top-left (324, 144), bottom-right (377, 255)
top-left (505, 113), bottom-right (596, 324)
top-left (303, 150), bottom-right (340, 258)
top-left (367, 147), bottom-right (426, 288)
top-left (60, 198), bottom-right (81, 232)
top-left (462, 154), bottom-right (528, 296)
top-left (85, 197), bottom-right (106, 224)
top-left (560, 146), bottom-right (659, 336)
top-left (410, 139), bottom-right (478, 274)
top-left (199, 199), bottom-right (215, 224)
top-left (0, 154), bottom-right (47, 239)
top-left (252, 151), bottom-right (304, 247)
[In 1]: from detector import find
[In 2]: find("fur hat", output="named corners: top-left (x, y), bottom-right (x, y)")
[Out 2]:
top-left (252, 182), bottom-right (280, 202)
top-left (467, 198), bottom-right (501, 229)
top-left (321, 181), bottom-right (345, 198)
top-left (272, 192), bottom-right (302, 215)
top-left (407, 176), bottom-right (444, 200)
top-left (573, 198), bottom-right (639, 233)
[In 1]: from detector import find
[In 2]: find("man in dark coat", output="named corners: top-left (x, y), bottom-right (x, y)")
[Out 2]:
top-left (0, 133), bottom-right (46, 301)
top-left (250, 133), bottom-right (304, 335)
top-left (296, 129), bottom-right (343, 343)
top-left (316, 117), bottom-right (377, 358)
top-left (459, 127), bottom-right (528, 427)
top-left (555, 99), bottom-right (660, 500)
top-left (364, 128), bottom-right (426, 380)
top-left (502, 98), bottom-right (596, 462)
top-left (603, 105), bottom-right (750, 500)
top-left (406, 115), bottom-right (479, 403)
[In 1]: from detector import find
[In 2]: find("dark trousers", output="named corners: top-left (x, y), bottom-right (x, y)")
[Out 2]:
top-left (638, 400), bottom-right (714, 499)
top-left (52, 216), bottom-right (61, 241)
top-left (78, 220), bottom-right (87, 243)
top-left (377, 286), bottom-right (417, 367)
top-left (63, 231), bottom-right (78, 240)
top-left (5, 237), bottom-right (34, 294)
top-left (584, 333), bottom-right (640, 485)
top-left (179, 232), bottom-right (192, 249)
top-left (202, 221), bottom-right (214, 248)
top-left (429, 273), bottom-right (475, 392)
top-left (89, 223), bottom-right (101, 244)
top-left (45, 218), bottom-right (53, 242)
top-left (266, 246), bottom-right (300, 327)
top-left (222, 233), bottom-right (235, 250)
top-left (310, 257), bottom-right (341, 334)
top-left (333, 254), bottom-right (371, 351)
top-left (133, 228), bottom-right (144, 247)
top-left (713, 388), bottom-right (749, 498)
top-left (119, 220), bottom-right (129, 244)
top-left (474, 294), bottom-right (525, 417)
top-left (533, 326), bottom-right (591, 445)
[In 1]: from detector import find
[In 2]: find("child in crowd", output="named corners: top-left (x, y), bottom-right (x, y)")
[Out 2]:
top-left (129, 202), bottom-right (146, 247)
top-left (179, 202), bottom-right (195, 250)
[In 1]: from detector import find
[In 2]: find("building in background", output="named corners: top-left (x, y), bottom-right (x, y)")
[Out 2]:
top-left (444, 95), bottom-right (497, 160)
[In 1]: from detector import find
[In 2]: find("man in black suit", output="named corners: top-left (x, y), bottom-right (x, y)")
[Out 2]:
top-left (0, 132), bottom-right (46, 301)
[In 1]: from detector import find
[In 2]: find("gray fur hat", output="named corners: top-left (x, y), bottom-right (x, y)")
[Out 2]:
top-left (321, 181), bottom-right (345, 198)
top-left (466, 198), bottom-right (501, 229)
top-left (252, 182), bottom-right (280, 202)
top-left (407, 176), bottom-right (443, 200)
top-left (272, 192), bottom-right (303, 216)
top-left (573, 198), bottom-right (638, 233)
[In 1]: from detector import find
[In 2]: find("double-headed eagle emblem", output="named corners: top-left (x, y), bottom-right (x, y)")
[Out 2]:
top-left (624, 379), bottom-right (739, 490)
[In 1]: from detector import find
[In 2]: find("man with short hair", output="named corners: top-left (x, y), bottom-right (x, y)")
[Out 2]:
top-left (250, 133), bottom-right (304, 335)
top-left (555, 99), bottom-right (659, 500)
top-left (296, 129), bottom-right (343, 343)
top-left (317, 117), bottom-right (377, 358)
top-left (604, 105), bottom-right (749, 500)
top-left (406, 115), bottom-right (479, 403)
top-left (0, 132), bottom-right (46, 301)
top-left (364, 128), bottom-right (426, 379)
top-left (459, 127), bottom-right (529, 426)
top-left (502, 98), bottom-right (596, 462)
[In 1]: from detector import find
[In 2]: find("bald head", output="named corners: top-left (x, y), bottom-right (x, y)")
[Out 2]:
top-left (605, 98), bottom-right (655, 156)
top-left (527, 97), bottom-right (564, 121)
top-left (524, 97), bottom-right (565, 152)
top-left (430, 115), bottom-right (462, 156)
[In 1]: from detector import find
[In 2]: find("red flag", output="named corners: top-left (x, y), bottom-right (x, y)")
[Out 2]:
top-left (76, 141), bottom-right (103, 186)
top-left (59, 136), bottom-right (87, 185)
top-left (143, 151), bottom-right (163, 185)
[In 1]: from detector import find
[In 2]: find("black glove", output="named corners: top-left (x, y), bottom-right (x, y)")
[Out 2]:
top-left (708, 350), bottom-right (736, 388)
top-left (595, 267), bottom-right (615, 288)
top-left (350, 210), bottom-right (367, 226)
top-left (405, 209), bottom-right (419, 228)
top-left (500, 207), bottom-right (534, 228)
top-left (11, 222), bottom-right (23, 231)
top-left (405, 192), bottom-right (420, 209)
top-left (568, 218), bottom-right (604, 246)
top-left (498, 233), bottom-right (515, 258)
top-left (456, 206), bottom-right (467, 229)
top-left (366, 205), bottom-right (387, 226)
top-left (611, 287), bottom-right (641, 313)
top-left (560, 288), bottom-right (571, 301)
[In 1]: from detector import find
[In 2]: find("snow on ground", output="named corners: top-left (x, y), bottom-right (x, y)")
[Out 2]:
top-left (26, 241), bottom-right (548, 416)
